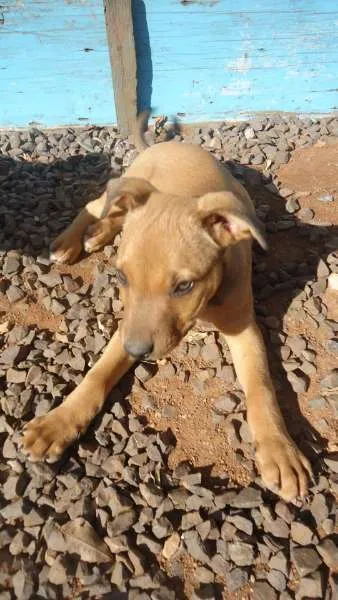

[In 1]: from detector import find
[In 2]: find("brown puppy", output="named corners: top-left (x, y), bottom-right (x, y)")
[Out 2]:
top-left (22, 118), bottom-right (312, 502)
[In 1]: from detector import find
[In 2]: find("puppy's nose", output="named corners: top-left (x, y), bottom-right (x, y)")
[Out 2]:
top-left (124, 339), bottom-right (154, 359)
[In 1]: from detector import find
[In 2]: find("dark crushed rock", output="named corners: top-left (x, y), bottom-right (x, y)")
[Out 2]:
top-left (213, 393), bottom-right (239, 414)
top-left (228, 541), bottom-right (254, 566)
top-left (290, 521), bottom-right (314, 546)
top-left (230, 486), bottom-right (263, 508)
top-left (321, 369), bottom-right (338, 389)
top-left (297, 570), bottom-right (323, 598)
top-left (266, 569), bottom-right (287, 592)
top-left (1, 115), bottom-right (338, 598)
top-left (285, 197), bottom-right (299, 214)
top-left (226, 567), bottom-right (249, 592)
top-left (291, 546), bottom-right (322, 577)
top-left (252, 580), bottom-right (278, 600)
top-left (317, 537), bottom-right (338, 570)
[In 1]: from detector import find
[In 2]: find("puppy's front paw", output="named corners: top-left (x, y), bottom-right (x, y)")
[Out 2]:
top-left (256, 435), bottom-right (313, 502)
top-left (21, 407), bottom-right (80, 462)
top-left (50, 231), bottom-right (82, 264)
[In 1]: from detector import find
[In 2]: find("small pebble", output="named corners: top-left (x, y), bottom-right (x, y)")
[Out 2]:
top-left (298, 207), bottom-right (314, 222)
top-left (328, 273), bottom-right (338, 290)
top-left (285, 197), bottom-right (299, 213)
top-left (318, 193), bottom-right (334, 202)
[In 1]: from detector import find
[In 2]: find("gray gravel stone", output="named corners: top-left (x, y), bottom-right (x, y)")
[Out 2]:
top-left (227, 515), bottom-right (253, 536)
top-left (308, 396), bottom-right (327, 410)
top-left (269, 551), bottom-right (288, 576)
top-left (327, 339), bottom-right (338, 355)
top-left (290, 522), bottom-right (314, 546)
top-left (317, 258), bottom-right (330, 278)
top-left (139, 482), bottom-right (165, 508)
top-left (318, 193), bottom-right (334, 202)
top-left (194, 566), bottom-right (214, 584)
top-left (39, 272), bottom-right (62, 287)
top-left (297, 570), bottom-right (323, 598)
top-left (285, 197), bottom-right (300, 213)
top-left (6, 368), bottom-right (27, 383)
top-left (108, 510), bottom-right (137, 536)
top-left (183, 530), bottom-right (210, 563)
top-left (228, 541), bottom-right (254, 566)
top-left (267, 569), bottom-right (287, 592)
top-left (230, 487), bottom-right (263, 508)
top-left (226, 567), bottom-right (248, 592)
top-left (162, 532), bottom-right (181, 560)
top-left (252, 581), bottom-right (277, 600)
top-left (135, 363), bottom-right (155, 383)
top-left (320, 369), bottom-right (338, 389)
top-left (287, 335), bottom-right (307, 355)
top-left (213, 393), bottom-right (239, 414)
top-left (48, 557), bottom-right (68, 585)
top-left (209, 553), bottom-right (228, 576)
top-left (6, 285), bottom-right (25, 303)
top-left (3, 255), bottom-right (20, 274)
top-left (244, 126), bottom-right (255, 140)
top-left (137, 533), bottom-right (162, 555)
top-left (324, 454), bottom-right (338, 473)
top-left (298, 207), bottom-right (314, 222)
top-left (263, 516), bottom-right (290, 539)
top-left (287, 369), bottom-right (309, 393)
top-left (0, 344), bottom-right (29, 365)
top-left (316, 537), bottom-right (338, 570)
top-left (181, 511), bottom-right (203, 531)
top-left (292, 546), bottom-right (322, 576)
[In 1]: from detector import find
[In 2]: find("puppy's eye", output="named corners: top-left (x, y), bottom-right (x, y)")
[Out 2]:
top-left (115, 269), bottom-right (128, 286)
top-left (173, 280), bottom-right (194, 297)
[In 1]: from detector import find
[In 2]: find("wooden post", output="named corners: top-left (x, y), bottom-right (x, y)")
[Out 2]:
top-left (103, 0), bottom-right (137, 136)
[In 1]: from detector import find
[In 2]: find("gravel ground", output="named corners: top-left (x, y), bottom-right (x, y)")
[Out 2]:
top-left (0, 116), bottom-right (337, 599)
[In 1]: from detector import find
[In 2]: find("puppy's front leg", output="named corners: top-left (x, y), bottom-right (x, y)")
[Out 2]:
top-left (223, 321), bottom-right (312, 501)
top-left (22, 330), bottom-right (134, 462)
top-left (50, 193), bottom-right (108, 264)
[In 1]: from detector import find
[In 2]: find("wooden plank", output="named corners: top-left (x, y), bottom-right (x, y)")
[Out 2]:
top-left (104, 0), bottom-right (137, 135)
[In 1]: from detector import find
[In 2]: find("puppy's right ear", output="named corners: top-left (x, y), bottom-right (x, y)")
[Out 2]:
top-left (103, 177), bottom-right (157, 216)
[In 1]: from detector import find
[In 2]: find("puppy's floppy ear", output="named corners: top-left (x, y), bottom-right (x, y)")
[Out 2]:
top-left (198, 191), bottom-right (268, 250)
top-left (103, 177), bottom-right (157, 217)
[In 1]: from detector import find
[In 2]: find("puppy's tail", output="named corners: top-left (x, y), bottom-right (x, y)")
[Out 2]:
top-left (133, 110), bottom-right (151, 151)
top-left (133, 109), bottom-right (182, 152)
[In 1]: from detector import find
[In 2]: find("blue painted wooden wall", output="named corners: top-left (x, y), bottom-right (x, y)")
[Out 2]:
top-left (137, 0), bottom-right (338, 122)
top-left (0, 0), bottom-right (337, 127)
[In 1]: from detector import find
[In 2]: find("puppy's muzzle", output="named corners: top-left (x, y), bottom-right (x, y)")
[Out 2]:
top-left (124, 339), bottom-right (154, 360)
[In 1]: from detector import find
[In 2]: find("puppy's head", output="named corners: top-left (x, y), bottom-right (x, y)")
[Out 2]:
top-left (111, 177), bottom-right (266, 360)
